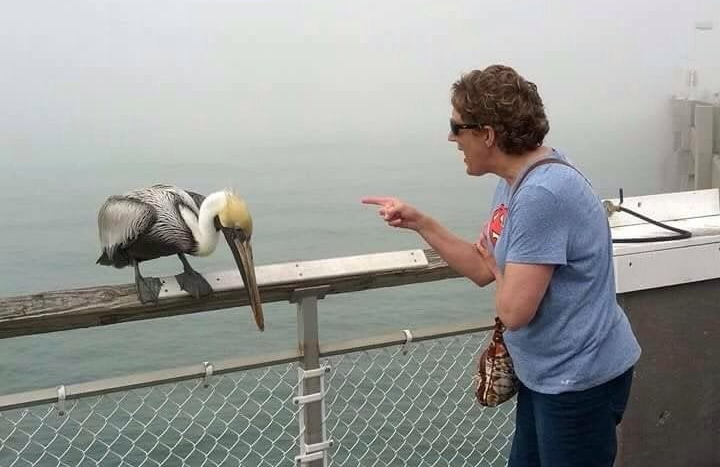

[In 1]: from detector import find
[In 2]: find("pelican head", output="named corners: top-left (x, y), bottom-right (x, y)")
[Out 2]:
top-left (217, 191), bottom-right (253, 237)
top-left (214, 191), bottom-right (264, 332)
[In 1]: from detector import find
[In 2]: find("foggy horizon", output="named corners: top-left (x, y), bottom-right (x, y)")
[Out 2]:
top-left (1, 0), bottom-right (719, 195)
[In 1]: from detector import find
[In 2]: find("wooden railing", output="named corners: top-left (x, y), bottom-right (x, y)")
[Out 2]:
top-left (0, 248), bottom-right (460, 339)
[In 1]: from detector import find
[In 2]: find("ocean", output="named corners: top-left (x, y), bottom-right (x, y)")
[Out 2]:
top-left (0, 142), bottom-right (501, 396)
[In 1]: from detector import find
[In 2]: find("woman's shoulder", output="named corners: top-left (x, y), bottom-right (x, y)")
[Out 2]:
top-left (494, 150), bottom-right (593, 212)
top-left (523, 154), bottom-right (591, 201)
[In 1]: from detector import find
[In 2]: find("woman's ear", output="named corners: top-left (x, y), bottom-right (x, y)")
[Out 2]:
top-left (484, 127), bottom-right (495, 148)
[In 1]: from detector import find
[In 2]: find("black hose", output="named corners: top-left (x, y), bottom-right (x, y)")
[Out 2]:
top-left (610, 188), bottom-right (692, 243)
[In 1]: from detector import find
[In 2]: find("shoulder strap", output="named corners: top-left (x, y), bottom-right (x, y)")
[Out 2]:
top-left (511, 157), bottom-right (589, 199)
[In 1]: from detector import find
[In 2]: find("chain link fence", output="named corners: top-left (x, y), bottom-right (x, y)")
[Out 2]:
top-left (326, 332), bottom-right (515, 467)
top-left (1, 330), bottom-right (515, 467)
top-left (0, 365), bottom-right (300, 467)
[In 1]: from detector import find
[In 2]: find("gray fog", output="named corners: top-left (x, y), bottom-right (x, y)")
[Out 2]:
top-left (1, 0), bottom-right (718, 196)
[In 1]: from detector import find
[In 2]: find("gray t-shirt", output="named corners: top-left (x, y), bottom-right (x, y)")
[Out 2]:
top-left (490, 149), bottom-right (641, 394)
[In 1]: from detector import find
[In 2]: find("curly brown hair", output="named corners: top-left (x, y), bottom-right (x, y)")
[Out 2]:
top-left (451, 65), bottom-right (549, 155)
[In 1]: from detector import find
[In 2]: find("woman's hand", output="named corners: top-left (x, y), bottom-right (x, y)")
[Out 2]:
top-left (361, 196), bottom-right (428, 231)
top-left (475, 235), bottom-right (501, 280)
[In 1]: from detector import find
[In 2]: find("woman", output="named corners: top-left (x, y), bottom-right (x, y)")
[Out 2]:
top-left (362, 64), bottom-right (641, 467)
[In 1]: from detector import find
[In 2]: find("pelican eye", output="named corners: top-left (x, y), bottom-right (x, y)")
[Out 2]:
top-left (223, 226), bottom-right (248, 241)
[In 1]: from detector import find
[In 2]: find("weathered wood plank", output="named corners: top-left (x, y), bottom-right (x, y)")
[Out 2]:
top-left (0, 249), bottom-right (460, 339)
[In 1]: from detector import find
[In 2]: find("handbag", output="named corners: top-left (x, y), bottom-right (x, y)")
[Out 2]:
top-left (473, 316), bottom-right (519, 406)
top-left (472, 156), bottom-right (580, 407)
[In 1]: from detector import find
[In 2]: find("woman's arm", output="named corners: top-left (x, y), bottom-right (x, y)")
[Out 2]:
top-left (493, 263), bottom-right (553, 330)
top-left (362, 196), bottom-right (495, 287)
top-left (418, 216), bottom-right (495, 287)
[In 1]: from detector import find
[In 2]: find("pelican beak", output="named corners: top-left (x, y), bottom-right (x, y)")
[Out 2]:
top-left (223, 229), bottom-right (264, 332)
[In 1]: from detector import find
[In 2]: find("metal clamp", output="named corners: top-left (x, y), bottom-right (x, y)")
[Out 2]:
top-left (401, 329), bottom-right (413, 355)
top-left (203, 361), bottom-right (214, 388)
top-left (56, 385), bottom-right (66, 416)
top-left (603, 188), bottom-right (626, 217)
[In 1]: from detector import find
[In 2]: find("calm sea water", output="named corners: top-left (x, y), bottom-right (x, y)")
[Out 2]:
top-left (0, 143), bottom-right (500, 395)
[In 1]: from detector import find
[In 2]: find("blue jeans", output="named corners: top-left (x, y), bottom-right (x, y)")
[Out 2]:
top-left (508, 367), bottom-right (634, 467)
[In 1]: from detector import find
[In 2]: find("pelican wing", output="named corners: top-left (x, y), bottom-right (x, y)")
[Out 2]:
top-left (186, 191), bottom-right (206, 211)
top-left (97, 196), bottom-right (157, 261)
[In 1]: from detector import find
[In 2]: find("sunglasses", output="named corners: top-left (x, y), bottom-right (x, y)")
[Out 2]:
top-left (449, 119), bottom-right (483, 136)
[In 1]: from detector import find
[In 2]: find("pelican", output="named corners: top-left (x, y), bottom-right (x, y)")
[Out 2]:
top-left (96, 184), bottom-right (264, 331)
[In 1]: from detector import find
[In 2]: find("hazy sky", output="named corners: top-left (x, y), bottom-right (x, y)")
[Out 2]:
top-left (1, 0), bottom-right (718, 192)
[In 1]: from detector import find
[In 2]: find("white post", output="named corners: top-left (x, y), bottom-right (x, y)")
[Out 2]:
top-left (693, 104), bottom-right (715, 189)
top-left (291, 286), bottom-right (332, 467)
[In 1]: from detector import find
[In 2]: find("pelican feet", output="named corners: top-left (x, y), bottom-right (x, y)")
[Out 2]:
top-left (136, 275), bottom-right (163, 304)
top-left (133, 260), bottom-right (163, 305)
top-left (175, 269), bottom-right (213, 299)
top-left (175, 253), bottom-right (213, 299)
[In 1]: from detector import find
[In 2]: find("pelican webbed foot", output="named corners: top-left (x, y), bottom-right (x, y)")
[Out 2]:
top-left (133, 261), bottom-right (162, 304)
top-left (175, 253), bottom-right (213, 299)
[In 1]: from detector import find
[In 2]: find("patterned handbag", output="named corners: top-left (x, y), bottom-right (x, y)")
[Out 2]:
top-left (473, 317), bottom-right (519, 407)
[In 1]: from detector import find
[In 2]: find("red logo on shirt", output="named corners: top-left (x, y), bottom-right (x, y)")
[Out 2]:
top-left (489, 204), bottom-right (507, 246)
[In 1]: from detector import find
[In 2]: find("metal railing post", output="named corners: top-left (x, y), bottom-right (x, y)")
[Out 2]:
top-left (291, 285), bottom-right (333, 467)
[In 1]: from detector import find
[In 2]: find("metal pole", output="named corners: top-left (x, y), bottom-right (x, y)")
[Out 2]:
top-left (292, 285), bottom-right (331, 467)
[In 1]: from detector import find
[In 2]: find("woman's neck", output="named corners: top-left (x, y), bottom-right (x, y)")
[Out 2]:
top-left (496, 146), bottom-right (554, 186)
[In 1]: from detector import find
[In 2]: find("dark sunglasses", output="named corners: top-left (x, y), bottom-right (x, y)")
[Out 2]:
top-left (449, 119), bottom-right (483, 136)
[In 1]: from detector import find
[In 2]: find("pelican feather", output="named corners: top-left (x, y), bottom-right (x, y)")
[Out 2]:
top-left (97, 184), bottom-right (206, 268)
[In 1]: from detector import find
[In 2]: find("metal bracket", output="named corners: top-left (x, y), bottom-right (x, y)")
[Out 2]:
top-left (401, 329), bottom-right (414, 355)
top-left (294, 361), bottom-right (334, 466)
top-left (289, 285), bottom-right (331, 304)
top-left (56, 385), bottom-right (66, 416)
top-left (202, 361), bottom-right (214, 388)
